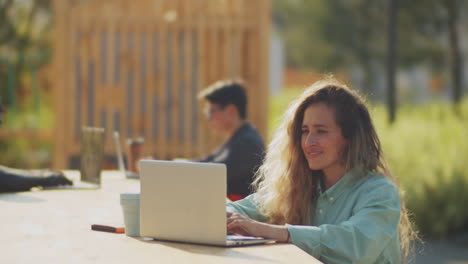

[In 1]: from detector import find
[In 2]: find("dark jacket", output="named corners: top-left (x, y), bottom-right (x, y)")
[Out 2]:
top-left (198, 122), bottom-right (265, 199)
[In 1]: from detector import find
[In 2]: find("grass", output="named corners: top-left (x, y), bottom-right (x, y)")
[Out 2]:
top-left (269, 87), bottom-right (468, 238)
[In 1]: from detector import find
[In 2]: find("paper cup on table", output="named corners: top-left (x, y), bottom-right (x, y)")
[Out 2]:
top-left (120, 193), bottom-right (140, 237)
top-left (80, 127), bottom-right (105, 185)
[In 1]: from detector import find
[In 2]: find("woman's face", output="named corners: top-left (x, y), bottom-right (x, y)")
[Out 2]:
top-left (301, 102), bottom-right (348, 175)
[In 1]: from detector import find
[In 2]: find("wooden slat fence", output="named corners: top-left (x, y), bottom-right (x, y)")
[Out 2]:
top-left (52, 0), bottom-right (270, 169)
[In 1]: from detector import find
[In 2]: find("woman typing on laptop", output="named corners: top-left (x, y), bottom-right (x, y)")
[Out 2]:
top-left (226, 78), bottom-right (417, 263)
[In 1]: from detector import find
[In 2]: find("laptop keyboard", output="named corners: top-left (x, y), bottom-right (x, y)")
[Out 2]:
top-left (227, 235), bottom-right (265, 241)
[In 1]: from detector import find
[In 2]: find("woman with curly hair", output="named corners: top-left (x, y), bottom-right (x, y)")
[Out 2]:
top-left (226, 77), bottom-right (416, 263)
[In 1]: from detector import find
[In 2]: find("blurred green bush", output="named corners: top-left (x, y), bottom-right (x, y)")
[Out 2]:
top-left (269, 88), bottom-right (468, 238)
top-left (374, 100), bottom-right (468, 238)
top-left (0, 94), bottom-right (54, 168)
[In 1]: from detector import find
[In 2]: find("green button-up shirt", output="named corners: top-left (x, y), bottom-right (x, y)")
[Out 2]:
top-left (227, 169), bottom-right (401, 264)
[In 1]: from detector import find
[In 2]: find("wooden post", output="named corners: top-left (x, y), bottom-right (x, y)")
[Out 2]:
top-left (52, 0), bottom-right (69, 169)
top-left (258, 0), bottom-right (271, 140)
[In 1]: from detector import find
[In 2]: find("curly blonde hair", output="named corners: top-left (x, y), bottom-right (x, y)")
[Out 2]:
top-left (253, 77), bottom-right (417, 261)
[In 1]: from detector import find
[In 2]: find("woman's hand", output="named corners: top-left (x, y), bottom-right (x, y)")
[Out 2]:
top-left (227, 212), bottom-right (262, 236)
top-left (226, 212), bottom-right (290, 243)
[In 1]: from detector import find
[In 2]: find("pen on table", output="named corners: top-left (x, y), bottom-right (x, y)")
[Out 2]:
top-left (91, 224), bottom-right (125, 234)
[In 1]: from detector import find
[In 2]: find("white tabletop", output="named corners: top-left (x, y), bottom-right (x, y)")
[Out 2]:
top-left (0, 171), bottom-right (321, 264)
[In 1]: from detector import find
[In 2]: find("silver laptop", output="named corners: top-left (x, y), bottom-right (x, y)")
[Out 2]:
top-left (139, 159), bottom-right (275, 246)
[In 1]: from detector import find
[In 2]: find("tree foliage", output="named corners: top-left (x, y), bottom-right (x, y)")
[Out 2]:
top-left (274, 0), bottom-right (449, 71)
top-left (0, 0), bottom-right (53, 106)
top-left (274, 0), bottom-right (466, 113)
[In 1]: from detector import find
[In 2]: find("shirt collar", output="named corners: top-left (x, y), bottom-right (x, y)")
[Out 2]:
top-left (319, 167), bottom-right (362, 200)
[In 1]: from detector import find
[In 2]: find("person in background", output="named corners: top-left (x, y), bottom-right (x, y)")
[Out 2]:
top-left (226, 77), bottom-right (417, 263)
top-left (0, 103), bottom-right (72, 193)
top-left (197, 80), bottom-right (265, 201)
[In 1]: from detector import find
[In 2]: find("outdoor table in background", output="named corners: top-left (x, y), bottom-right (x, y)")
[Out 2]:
top-left (0, 171), bottom-right (321, 264)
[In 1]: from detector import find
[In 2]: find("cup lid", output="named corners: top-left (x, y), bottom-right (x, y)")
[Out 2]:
top-left (127, 137), bottom-right (145, 145)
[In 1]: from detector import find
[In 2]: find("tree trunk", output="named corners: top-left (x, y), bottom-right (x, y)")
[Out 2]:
top-left (446, 0), bottom-right (463, 115)
top-left (386, 0), bottom-right (398, 124)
